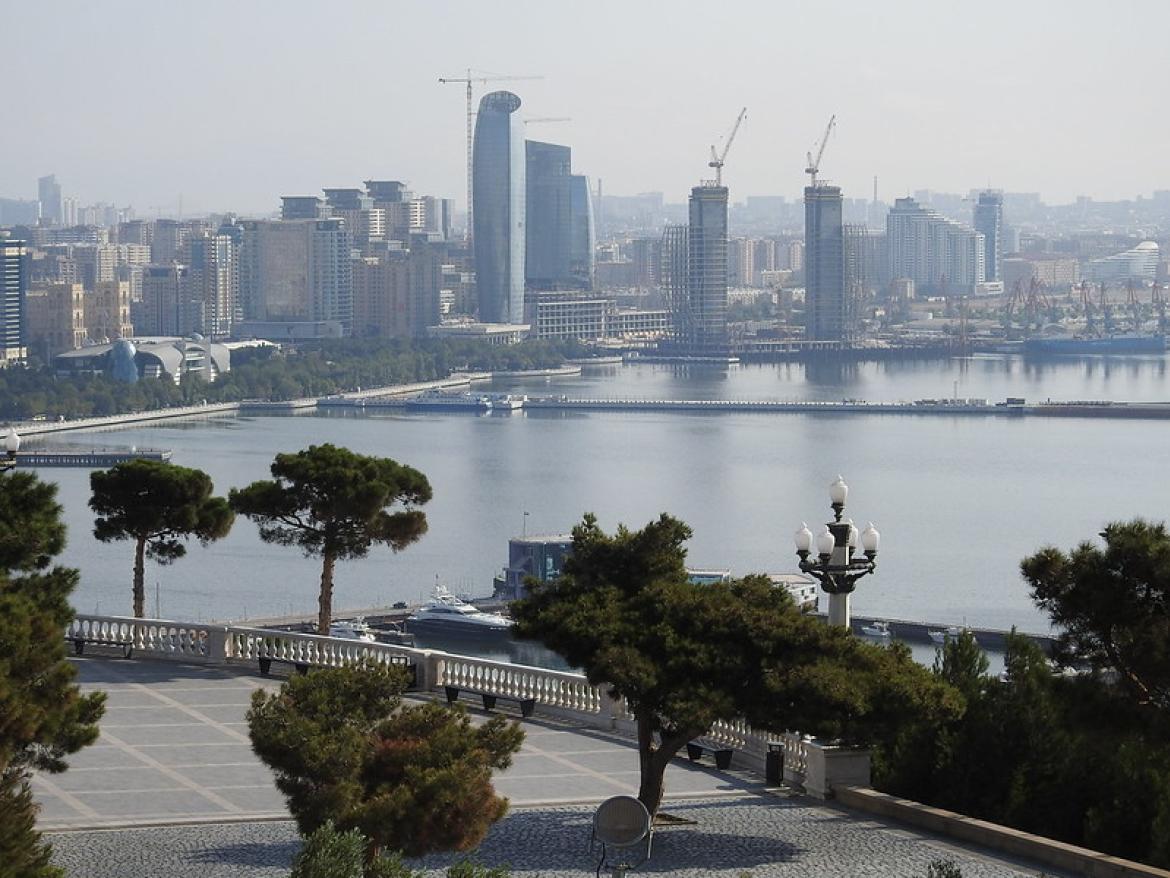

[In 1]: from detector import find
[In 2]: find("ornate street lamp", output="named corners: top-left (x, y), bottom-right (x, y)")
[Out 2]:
top-left (794, 475), bottom-right (880, 629)
top-left (2, 428), bottom-right (19, 472)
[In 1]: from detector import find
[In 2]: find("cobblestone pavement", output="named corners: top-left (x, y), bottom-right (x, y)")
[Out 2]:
top-left (48, 796), bottom-right (1065, 877)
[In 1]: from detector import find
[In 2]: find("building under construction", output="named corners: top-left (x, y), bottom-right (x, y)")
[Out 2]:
top-left (662, 184), bottom-right (730, 353)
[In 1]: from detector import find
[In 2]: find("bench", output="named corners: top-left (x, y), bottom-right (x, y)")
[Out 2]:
top-left (444, 686), bottom-right (536, 718)
top-left (258, 655), bottom-right (418, 689)
top-left (68, 635), bottom-right (133, 659)
top-left (686, 738), bottom-right (734, 770)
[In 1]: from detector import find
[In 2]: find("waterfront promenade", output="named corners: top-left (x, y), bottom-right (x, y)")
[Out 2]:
top-left (40, 655), bottom-right (1068, 878)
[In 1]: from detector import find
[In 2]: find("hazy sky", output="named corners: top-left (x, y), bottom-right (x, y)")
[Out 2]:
top-left (3, 0), bottom-right (1168, 216)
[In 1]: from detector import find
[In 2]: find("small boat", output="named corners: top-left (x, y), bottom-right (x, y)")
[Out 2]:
top-left (928, 626), bottom-right (972, 645)
top-left (406, 586), bottom-right (512, 637)
top-left (329, 617), bottom-right (377, 642)
top-left (860, 620), bottom-right (891, 638)
top-left (486, 393), bottom-right (526, 411)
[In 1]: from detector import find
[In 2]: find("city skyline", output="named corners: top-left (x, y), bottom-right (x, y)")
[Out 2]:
top-left (3, 1), bottom-right (1169, 215)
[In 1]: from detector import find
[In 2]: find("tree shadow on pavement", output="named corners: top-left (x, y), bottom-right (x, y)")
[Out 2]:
top-left (187, 837), bottom-right (299, 869)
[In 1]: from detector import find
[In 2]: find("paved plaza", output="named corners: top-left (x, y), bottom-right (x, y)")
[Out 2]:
top-left (39, 656), bottom-right (1068, 876)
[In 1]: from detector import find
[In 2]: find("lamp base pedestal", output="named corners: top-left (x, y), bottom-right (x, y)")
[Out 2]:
top-left (827, 593), bottom-right (851, 630)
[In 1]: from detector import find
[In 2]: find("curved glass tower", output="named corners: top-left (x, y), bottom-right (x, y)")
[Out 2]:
top-left (473, 91), bottom-right (525, 324)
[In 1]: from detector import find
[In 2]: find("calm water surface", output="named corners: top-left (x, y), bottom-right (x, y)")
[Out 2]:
top-left (35, 355), bottom-right (1170, 636)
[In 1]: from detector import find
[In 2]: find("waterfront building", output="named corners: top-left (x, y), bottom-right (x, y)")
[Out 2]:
top-left (887, 197), bottom-right (985, 294)
top-left (805, 184), bottom-right (846, 342)
top-left (472, 90), bottom-right (526, 324)
top-left (973, 191), bottom-right (1003, 282)
top-left (237, 218), bottom-right (353, 335)
top-left (569, 174), bottom-right (596, 289)
top-left (351, 243), bottom-right (443, 339)
top-left (54, 336), bottom-right (230, 383)
top-left (37, 174), bottom-right (62, 225)
top-left (525, 140), bottom-right (573, 291)
top-left (493, 534), bottom-right (574, 601)
top-left (0, 234), bottom-right (28, 363)
top-left (1002, 254), bottom-right (1080, 290)
top-left (1084, 241), bottom-right (1160, 283)
top-left (427, 322), bottom-right (530, 345)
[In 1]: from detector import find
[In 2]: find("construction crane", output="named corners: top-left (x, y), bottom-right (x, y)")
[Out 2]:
top-left (805, 115), bottom-right (837, 188)
top-left (438, 69), bottom-right (543, 243)
top-left (707, 107), bottom-right (747, 187)
top-left (1152, 281), bottom-right (1167, 335)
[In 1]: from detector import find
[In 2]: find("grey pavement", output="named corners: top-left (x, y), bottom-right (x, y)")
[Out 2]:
top-left (40, 656), bottom-right (1070, 876)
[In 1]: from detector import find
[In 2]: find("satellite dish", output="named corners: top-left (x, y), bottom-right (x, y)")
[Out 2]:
top-left (592, 795), bottom-right (652, 876)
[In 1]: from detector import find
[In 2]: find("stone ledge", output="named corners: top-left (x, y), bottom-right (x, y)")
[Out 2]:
top-left (835, 785), bottom-right (1170, 878)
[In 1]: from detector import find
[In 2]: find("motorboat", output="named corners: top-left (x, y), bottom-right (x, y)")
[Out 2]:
top-left (486, 393), bottom-right (526, 411)
top-left (928, 626), bottom-right (972, 645)
top-left (329, 617), bottom-right (378, 642)
top-left (406, 586), bottom-right (512, 637)
top-left (860, 620), bottom-right (891, 638)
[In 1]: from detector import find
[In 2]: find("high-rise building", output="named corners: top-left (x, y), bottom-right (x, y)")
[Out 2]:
top-left (525, 140), bottom-right (572, 291)
top-left (351, 243), bottom-right (443, 339)
top-left (187, 232), bottom-right (238, 337)
top-left (0, 234), bottom-right (29, 362)
top-left (568, 175), bottom-right (595, 290)
top-left (25, 283), bottom-right (86, 358)
top-left (37, 175), bottom-right (63, 226)
top-left (973, 191), bottom-right (1003, 282)
top-left (140, 264), bottom-right (189, 336)
top-left (472, 90), bottom-right (526, 324)
top-left (238, 218), bottom-right (352, 333)
top-left (887, 197), bottom-right (985, 293)
top-left (281, 196), bottom-right (328, 221)
top-left (151, 219), bottom-right (189, 265)
top-left (686, 184), bottom-right (729, 348)
top-left (88, 281), bottom-right (134, 343)
top-left (805, 185), bottom-right (845, 342)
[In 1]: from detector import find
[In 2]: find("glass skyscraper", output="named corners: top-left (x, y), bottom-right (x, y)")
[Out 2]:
top-left (805, 185), bottom-right (846, 342)
top-left (525, 140), bottom-right (572, 290)
top-left (973, 191), bottom-right (1003, 282)
top-left (568, 174), bottom-right (595, 290)
top-left (473, 91), bottom-right (526, 324)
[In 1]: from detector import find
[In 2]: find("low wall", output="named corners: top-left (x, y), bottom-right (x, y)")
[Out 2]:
top-left (836, 787), bottom-right (1170, 878)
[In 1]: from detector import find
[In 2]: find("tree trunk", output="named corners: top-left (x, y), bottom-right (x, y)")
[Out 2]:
top-left (318, 549), bottom-right (335, 635)
top-left (635, 712), bottom-right (703, 817)
top-left (133, 536), bottom-right (146, 618)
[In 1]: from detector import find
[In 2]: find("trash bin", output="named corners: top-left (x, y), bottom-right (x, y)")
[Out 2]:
top-left (766, 742), bottom-right (784, 785)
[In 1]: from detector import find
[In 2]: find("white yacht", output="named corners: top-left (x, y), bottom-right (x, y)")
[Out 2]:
top-left (860, 620), bottom-right (891, 638)
top-left (928, 626), bottom-right (972, 645)
top-left (406, 586), bottom-right (512, 636)
top-left (329, 617), bottom-right (378, 642)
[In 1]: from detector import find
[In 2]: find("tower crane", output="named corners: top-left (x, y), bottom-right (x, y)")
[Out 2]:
top-left (805, 115), bottom-right (837, 188)
top-left (707, 107), bottom-right (747, 187)
top-left (438, 69), bottom-right (543, 243)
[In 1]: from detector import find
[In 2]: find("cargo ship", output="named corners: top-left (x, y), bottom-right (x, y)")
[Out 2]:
top-left (1023, 334), bottom-right (1166, 355)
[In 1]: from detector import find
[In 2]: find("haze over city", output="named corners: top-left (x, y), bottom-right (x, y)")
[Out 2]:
top-left (3, 0), bottom-right (1169, 214)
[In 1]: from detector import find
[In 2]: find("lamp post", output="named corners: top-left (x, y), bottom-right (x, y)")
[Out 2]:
top-left (794, 475), bottom-right (880, 629)
top-left (2, 428), bottom-right (20, 472)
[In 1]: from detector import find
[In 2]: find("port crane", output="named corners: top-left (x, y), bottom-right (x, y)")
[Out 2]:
top-left (805, 115), bottom-right (837, 187)
top-left (438, 69), bottom-right (543, 242)
top-left (1153, 281), bottom-right (1167, 334)
top-left (707, 107), bottom-right (747, 186)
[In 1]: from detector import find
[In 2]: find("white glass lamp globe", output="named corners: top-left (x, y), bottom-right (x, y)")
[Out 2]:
top-left (794, 522), bottom-right (813, 553)
top-left (861, 522), bottom-right (881, 554)
top-left (816, 528), bottom-right (836, 557)
top-left (4, 428), bottom-right (19, 454)
top-left (829, 475), bottom-right (848, 506)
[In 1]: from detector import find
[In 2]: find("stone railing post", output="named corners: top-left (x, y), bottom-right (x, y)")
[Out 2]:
top-left (804, 741), bottom-right (871, 799)
top-left (203, 625), bottom-right (230, 665)
top-left (414, 650), bottom-right (444, 692)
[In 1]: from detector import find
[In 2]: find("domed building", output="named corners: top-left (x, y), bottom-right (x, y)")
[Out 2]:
top-left (54, 336), bottom-right (231, 384)
top-left (1085, 241), bottom-right (1160, 283)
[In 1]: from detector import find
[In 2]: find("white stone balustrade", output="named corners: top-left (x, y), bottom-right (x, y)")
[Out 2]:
top-left (65, 613), bottom-right (868, 795)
